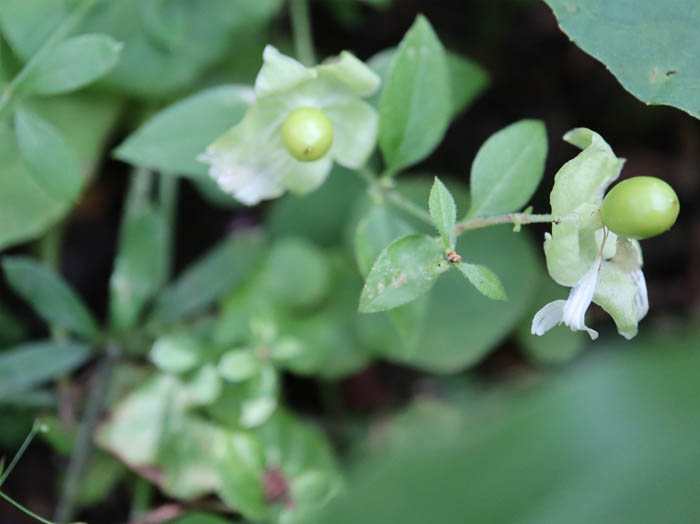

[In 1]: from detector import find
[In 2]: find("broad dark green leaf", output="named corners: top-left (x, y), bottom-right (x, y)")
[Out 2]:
top-left (359, 233), bottom-right (447, 313)
top-left (429, 177), bottom-right (457, 250)
top-left (545, 0), bottom-right (700, 120)
top-left (456, 262), bottom-right (506, 301)
top-left (164, 513), bottom-right (234, 524)
top-left (316, 332), bottom-right (700, 524)
top-left (21, 33), bottom-right (122, 95)
top-left (14, 105), bottom-right (83, 202)
top-left (3, 256), bottom-right (100, 341)
top-left (109, 197), bottom-right (167, 332)
top-left (467, 119), bottom-right (547, 218)
top-left (114, 85), bottom-right (252, 177)
top-left (378, 15), bottom-right (451, 173)
top-left (149, 232), bottom-right (265, 325)
top-left (0, 340), bottom-right (92, 398)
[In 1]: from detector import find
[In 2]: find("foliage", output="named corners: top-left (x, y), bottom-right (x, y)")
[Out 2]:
top-left (0, 1), bottom-right (693, 523)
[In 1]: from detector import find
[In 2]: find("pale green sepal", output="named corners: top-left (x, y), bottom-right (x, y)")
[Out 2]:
top-left (317, 51), bottom-right (381, 97)
top-left (545, 128), bottom-right (625, 286)
top-left (255, 45), bottom-right (317, 99)
top-left (594, 261), bottom-right (639, 340)
top-left (324, 99), bottom-right (378, 169)
top-left (280, 155), bottom-right (333, 195)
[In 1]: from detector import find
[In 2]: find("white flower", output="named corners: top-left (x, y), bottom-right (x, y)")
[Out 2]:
top-left (199, 46), bottom-right (380, 205)
top-left (533, 128), bottom-right (650, 340)
top-left (532, 256), bottom-right (601, 340)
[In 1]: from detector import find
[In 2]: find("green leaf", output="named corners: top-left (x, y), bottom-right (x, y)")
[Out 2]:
top-left (3, 256), bottom-right (100, 341)
top-left (315, 332), bottom-right (700, 524)
top-left (0, 302), bottom-right (26, 348)
top-left (109, 192), bottom-right (167, 332)
top-left (456, 262), bottom-right (506, 301)
top-left (429, 177), bottom-right (457, 250)
top-left (0, 340), bottom-right (92, 398)
top-left (14, 105), bottom-right (83, 203)
top-left (21, 34), bottom-right (122, 96)
top-left (467, 119), bottom-right (547, 218)
top-left (150, 334), bottom-right (202, 375)
top-left (218, 350), bottom-right (260, 382)
top-left (544, 0), bottom-right (700, 120)
top-left (368, 48), bottom-right (488, 118)
top-left (354, 204), bottom-right (414, 277)
top-left (358, 223), bottom-right (540, 372)
top-left (446, 51), bottom-right (490, 118)
top-left (359, 233), bottom-right (447, 313)
top-left (261, 238), bottom-right (330, 309)
top-left (164, 514), bottom-right (234, 524)
top-left (149, 232), bottom-right (264, 325)
top-left (378, 15), bottom-right (451, 173)
top-left (114, 85), bottom-right (253, 177)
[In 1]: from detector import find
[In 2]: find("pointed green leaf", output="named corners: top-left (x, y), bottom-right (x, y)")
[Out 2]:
top-left (456, 262), bottom-right (507, 301)
top-left (0, 340), bottom-right (92, 398)
top-left (3, 256), bottom-right (100, 341)
top-left (354, 204), bottom-right (414, 277)
top-left (149, 232), bottom-right (265, 325)
top-left (379, 15), bottom-right (451, 172)
top-left (14, 106), bottom-right (83, 202)
top-left (21, 34), bottom-right (122, 96)
top-left (429, 177), bottom-right (457, 250)
top-left (468, 119), bottom-right (547, 218)
top-left (359, 233), bottom-right (447, 313)
top-left (109, 185), bottom-right (167, 332)
top-left (114, 85), bottom-right (253, 177)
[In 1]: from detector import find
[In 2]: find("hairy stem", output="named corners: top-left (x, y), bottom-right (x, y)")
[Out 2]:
top-left (289, 0), bottom-right (315, 65)
top-left (0, 0), bottom-right (100, 122)
top-left (53, 342), bottom-right (120, 523)
top-left (456, 213), bottom-right (556, 234)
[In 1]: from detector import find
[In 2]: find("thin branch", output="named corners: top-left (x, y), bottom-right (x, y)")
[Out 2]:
top-left (456, 213), bottom-right (557, 234)
top-left (289, 0), bottom-right (315, 65)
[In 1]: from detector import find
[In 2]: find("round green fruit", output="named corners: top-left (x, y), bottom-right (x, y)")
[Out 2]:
top-left (600, 176), bottom-right (679, 239)
top-left (281, 107), bottom-right (334, 162)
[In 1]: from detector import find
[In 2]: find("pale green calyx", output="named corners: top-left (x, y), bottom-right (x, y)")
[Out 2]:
top-left (533, 128), bottom-right (648, 340)
top-left (199, 45), bottom-right (380, 205)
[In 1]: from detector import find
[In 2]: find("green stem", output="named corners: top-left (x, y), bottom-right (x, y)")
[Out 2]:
top-left (0, 490), bottom-right (57, 524)
top-left (0, 0), bottom-right (100, 122)
top-left (53, 342), bottom-right (120, 523)
top-left (289, 0), bottom-right (315, 65)
top-left (455, 213), bottom-right (556, 234)
top-left (129, 475), bottom-right (153, 521)
top-left (0, 422), bottom-right (42, 489)
top-left (159, 176), bottom-right (179, 284)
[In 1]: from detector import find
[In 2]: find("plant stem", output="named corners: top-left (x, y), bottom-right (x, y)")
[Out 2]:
top-left (456, 213), bottom-right (556, 234)
top-left (0, 490), bottom-right (57, 524)
top-left (53, 342), bottom-right (120, 523)
top-left (159, 176), bottom-right (179, 284)
top-left (289, 0), bottom-right (315, 65)
top-left (0, 422), bottom-right (42, 488)
top-left (0, 0), bottom-right (100, 122)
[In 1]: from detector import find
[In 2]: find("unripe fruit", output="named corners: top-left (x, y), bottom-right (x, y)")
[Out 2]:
top-left (600, 176), bottom-right (679, 239)
top-left (281, 107), bottom-right (333, 162)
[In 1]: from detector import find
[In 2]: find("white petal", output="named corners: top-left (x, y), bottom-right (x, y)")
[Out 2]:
top-left (324, 99), bottom-right (378, 169)
top-left (255, 45), bottom-right (316, 99)
top-left (531, 300), bottom-right (566, 336)
top-left (278, 154), bottom-right (333, 195)
top-left (316, 51), bottom-right (381, 97)
top-left (562, 257), bottom-right (601, 340)
top-left (630, 268), bottom-right (649, 321)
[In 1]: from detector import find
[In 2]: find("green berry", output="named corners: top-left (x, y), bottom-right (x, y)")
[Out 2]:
top-left (281, 107), bottom-right (334, 162)
top-left (600, 176), bottom-right (679, 239)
